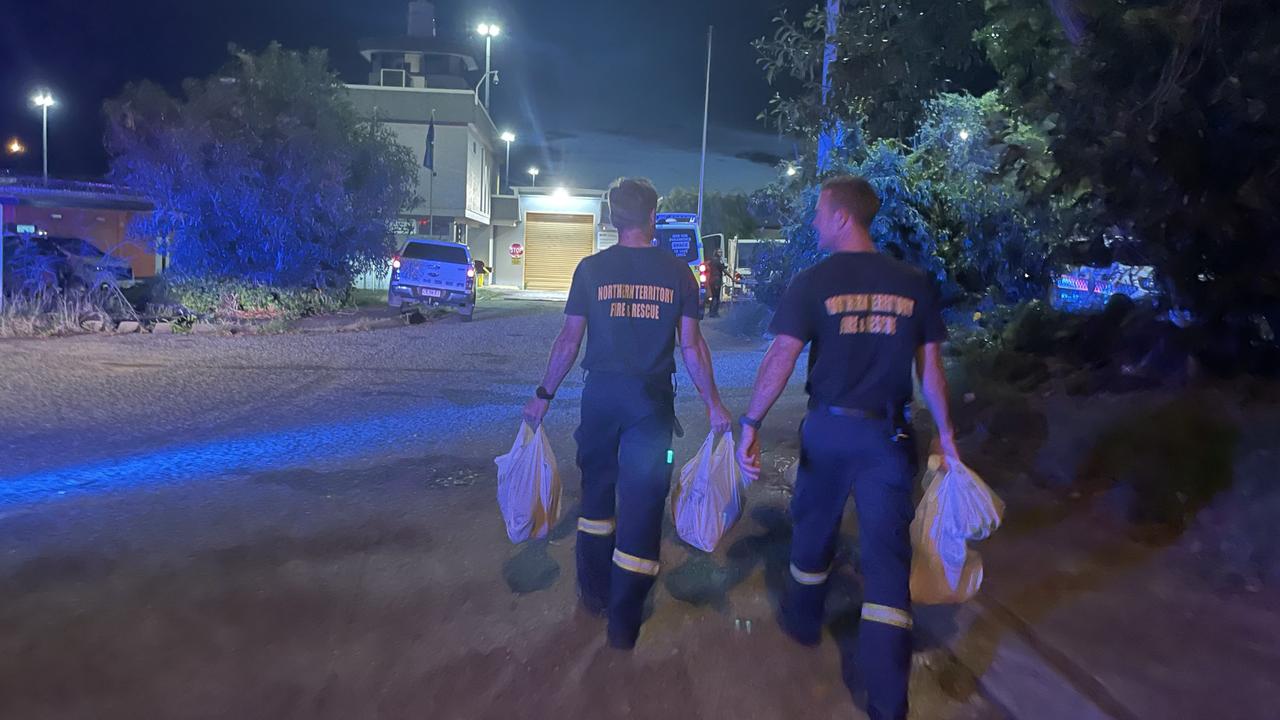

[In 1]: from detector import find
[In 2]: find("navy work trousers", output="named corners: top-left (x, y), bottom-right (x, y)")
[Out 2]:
top-left (785, 409), bottom-right (918, 720)
top-left (574, 371), bottom-right (675, 648)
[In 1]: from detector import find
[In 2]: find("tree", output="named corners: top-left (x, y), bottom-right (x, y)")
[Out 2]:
top-left (658, 188), bottom-right (760, 239)
top-left (981, 0), bottom-right (1280, 346)
top-left (748, 1), bottom-right (1071, 308)
top-left (748, 92), bottom-right (1067, 307)
top-left (908, 92), bottom-right (1071, 299)
top-left (105, 43), bottom-right (420, 287)
top-left (754, 1), bottom-right (994, 144)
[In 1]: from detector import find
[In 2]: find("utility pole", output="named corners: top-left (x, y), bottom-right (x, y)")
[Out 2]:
top-left (817, 0), bottom-right (841, 173)
top-left (696, 25), bottom-right (713, 233)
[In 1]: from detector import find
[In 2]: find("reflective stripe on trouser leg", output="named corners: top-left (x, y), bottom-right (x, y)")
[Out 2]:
top-left (790, 562), bottom-right (831, 586)
top-left (861, 603), bottom-right (913, 630)
top-left (576, 518), bottom-right (615, 613)
top-left (612, 549), bottom-right (659, 576)
top-left (785, 562), bottom-right (832, 639)
top-left (578, 517), bottom-right (616, 536)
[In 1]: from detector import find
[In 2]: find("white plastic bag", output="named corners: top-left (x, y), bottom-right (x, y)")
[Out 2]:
top-left (495, 422), bottom-right (562, 544)
top-left (910, 456), bottom-right (1005, 605)
top-left (670, 432), bottom-right (747, 553)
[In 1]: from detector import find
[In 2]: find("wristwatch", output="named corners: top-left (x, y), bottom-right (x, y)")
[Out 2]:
top-left (738, 414), bottom-right (762, 430)
top-left (535, 386), bottom-right (555, 401)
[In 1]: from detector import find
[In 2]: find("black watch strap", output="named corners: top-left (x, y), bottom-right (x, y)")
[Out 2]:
top-left (739, 414), bottom-right (762, 430)
top-left (536, 385), bottom-right (555, 401)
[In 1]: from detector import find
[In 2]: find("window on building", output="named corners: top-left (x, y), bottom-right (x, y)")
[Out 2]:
top-left (417, 216), bottom-right (454, 237)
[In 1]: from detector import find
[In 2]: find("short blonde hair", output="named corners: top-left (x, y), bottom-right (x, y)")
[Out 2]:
top-left (821, 175), bottom-right (880, 229)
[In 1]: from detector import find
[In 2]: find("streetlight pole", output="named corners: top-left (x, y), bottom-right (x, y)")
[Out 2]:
top-left (476, 23), bottom-right (500, 110)
top-left (500, 131), bottom-right (515, 194)
top-left (42, 104), bottom-right (48, 182)
top-left (484, 32), bottom-right (492, 109)
top-left (32, 91), bottom-right (55, 184)
top-left (528, 167), bottom-right (539, 187)
top-left (696, 25), bottom-right (713, 234)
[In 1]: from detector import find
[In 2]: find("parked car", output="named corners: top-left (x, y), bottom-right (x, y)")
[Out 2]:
top-left (387, 237), bottom-right (476, 321)
top-left (2, 233), bottom-right (134, 294)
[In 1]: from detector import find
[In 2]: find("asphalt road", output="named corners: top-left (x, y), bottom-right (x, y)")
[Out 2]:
top-left (0, 294), bottom-right (998, 719)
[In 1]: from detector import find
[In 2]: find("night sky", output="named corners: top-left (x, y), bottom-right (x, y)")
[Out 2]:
top-left (0, 0), bottom-right (811, 192)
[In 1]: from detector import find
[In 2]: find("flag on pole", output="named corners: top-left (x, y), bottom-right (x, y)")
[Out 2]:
top-left (423, 117), bottom-right (436, 173)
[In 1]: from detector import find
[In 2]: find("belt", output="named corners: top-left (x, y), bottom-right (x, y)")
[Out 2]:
top-left (586, 370), bottom-right (674, 382)
top-left (808, 400), bottom-right (888, 420)
top-left (809, 400), bottom-right (912, 443)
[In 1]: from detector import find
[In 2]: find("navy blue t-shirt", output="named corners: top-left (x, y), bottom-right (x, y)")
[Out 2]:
top-left (565, 245), bottom-right (701, 376)
top-left (769, 251), bottom-right (947, 410)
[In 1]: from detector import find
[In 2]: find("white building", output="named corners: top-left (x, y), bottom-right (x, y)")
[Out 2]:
top-left (345, 2), bottom-right (628, 293)
top-left (345, 1), bottom-right (501, 288)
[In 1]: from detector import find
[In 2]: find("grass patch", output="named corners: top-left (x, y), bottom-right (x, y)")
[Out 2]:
top-left (0, 288), bottom-right (132, 338)
top-left (347, 288), bottom-right (387, 309)
top-left (156, 279), bottom-right (346, 322)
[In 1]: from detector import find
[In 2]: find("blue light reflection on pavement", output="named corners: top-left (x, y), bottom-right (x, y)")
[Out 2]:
top-left (0, 354), bottom-right (775, 509)
top-left (0, 391), bottom-right (567, 506)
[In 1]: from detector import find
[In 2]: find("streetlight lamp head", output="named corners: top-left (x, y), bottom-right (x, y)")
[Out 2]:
top-left (477, 23), bottom-right (490, 36)
top-left (32, 92), bottom-right (55, 108)
top-left (501, 131), bottom-right (516, 143)
top-left (7, 138), bottom-right (25, 155)
top-left (528, 167), bottom-right (539, 176)
top-left (489, 25), bottom-right (501, 37)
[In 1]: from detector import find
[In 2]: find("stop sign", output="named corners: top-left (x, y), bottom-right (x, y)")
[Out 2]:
top-left (509, 243), bottom-right (524, 258)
